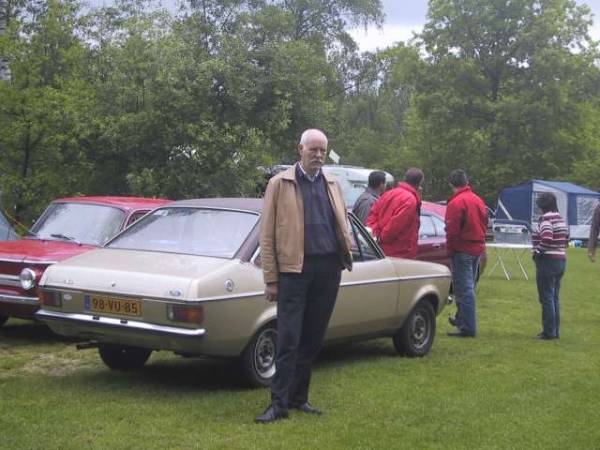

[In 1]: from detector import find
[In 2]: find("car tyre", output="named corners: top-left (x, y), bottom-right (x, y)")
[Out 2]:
top-left (98, 344), bottom-right (152, 371)
top-left (0, 315), bottom-right (8, 327)
top-left (240, 322), bottom-right (277, 388)
top-left (393, 300), bottom-right (436, 357)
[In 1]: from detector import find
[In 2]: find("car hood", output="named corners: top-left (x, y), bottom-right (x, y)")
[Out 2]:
top-left (0, 238), bottom-right (95, 263)
top-left (40, 248), bottom-right (243, 301)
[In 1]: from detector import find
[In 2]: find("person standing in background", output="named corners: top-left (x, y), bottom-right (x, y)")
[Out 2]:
top-left (532, 192), bottom-right (568, 340)
top-left (352, 171), bottom-right (387, 224)
top-left (445, 169), bottom-right (488, 338)
top-left (366, 168), bottom-right (424, 259)
top-left (587, 203), bottom-right (600, 262)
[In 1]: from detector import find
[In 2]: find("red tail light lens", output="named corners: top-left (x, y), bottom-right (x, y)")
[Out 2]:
top-left (40, 290), bottom-right (62, 307)
top-left (167, 305), bottom-right (204, 325)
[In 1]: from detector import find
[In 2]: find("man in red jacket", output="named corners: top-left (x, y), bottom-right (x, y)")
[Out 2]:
top-left (366, 168), bottom-right (423, 259)
top-left (445, 169), bottom-right (488, 337)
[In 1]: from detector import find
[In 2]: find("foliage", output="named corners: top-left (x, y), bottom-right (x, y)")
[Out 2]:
top-left (401, 0), bottom-right (600, 202)
top-left (1, 0), bottom-right (600, 220)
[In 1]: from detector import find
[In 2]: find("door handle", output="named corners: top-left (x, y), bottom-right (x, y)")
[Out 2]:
top-left (432, 244), bottom-right (441, 249)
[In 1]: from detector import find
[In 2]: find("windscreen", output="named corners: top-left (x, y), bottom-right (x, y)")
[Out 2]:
top-left (107, 207), bottom-right (258, 258)
top-left (31, 202), bottom-right (125, 246)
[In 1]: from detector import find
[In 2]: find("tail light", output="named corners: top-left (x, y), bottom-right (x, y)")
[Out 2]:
top-left (167, 304), bottom-right (204, 325)
top-left (40, 290), bottom-right (62, 307)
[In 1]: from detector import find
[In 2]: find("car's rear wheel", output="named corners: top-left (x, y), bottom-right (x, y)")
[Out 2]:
top-left (393, 300), bottom-right (436, 357)
top-left (98, 344), bottom-right (152, 371)
top-left (240, 322), bottom-right (277, 388)
top-left (0, 315), bottom-right (8, 327)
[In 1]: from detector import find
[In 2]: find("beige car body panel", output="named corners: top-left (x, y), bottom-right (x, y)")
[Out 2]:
top-left (39, 247), bottom-right (451, 357)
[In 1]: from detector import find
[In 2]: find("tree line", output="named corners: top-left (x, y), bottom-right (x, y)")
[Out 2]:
top-left (1, 0), bottom-right (599, 223)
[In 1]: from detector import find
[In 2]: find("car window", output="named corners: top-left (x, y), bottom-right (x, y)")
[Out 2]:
top-left (431, 215), bottom-right (446, 237)
top-left (31, 202), bottom-right (125, 246)
top-left (348, 219), bottom-right (380, 262)
top-left (419, 215), bottom-right (436, 238)
top-left (126, 210), bottom-right (149, 226)
top-left (108, 207), bottom-right (258, 258)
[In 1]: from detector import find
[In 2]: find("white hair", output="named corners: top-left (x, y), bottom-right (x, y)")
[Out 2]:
top-left (299, 129), bottom-right (328, 146)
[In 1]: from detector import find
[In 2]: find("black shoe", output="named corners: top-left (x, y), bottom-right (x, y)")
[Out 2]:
top-left (448, 316), bottom-right (458, 327)
top-left (255, 405), bottom-right (289, 424)
top-left (292, 402), bottom-right (322, 415)
top-left (535, 333), bottom-right (557, 340)
top-left (447, 330), bottom-right (475, 338)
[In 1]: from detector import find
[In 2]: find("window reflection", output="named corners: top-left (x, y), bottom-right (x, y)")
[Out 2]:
top-left (108, 207), bottom-right (258, 259)
top-left (32, 203), bottom-right (125, 246)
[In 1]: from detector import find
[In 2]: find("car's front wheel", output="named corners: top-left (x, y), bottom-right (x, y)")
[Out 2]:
top-left (240, 322), bottom-right (277, 388)
top-left (0, 315), bottom-right (8, 327)
top-left (393, 300), bottom-right (436, 357)
top-left (98, 344), bottom-right (152, 371)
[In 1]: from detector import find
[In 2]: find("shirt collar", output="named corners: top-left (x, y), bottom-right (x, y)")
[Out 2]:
top-left (297, 162), bottom-right (321, 183)
top-left (366, 187), bottom-right (380, 198)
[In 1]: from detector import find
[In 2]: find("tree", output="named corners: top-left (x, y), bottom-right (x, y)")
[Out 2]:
top-left (0, 0), bottom-right (96, 221)
top-left (403, 0), bottom-right (600, 202)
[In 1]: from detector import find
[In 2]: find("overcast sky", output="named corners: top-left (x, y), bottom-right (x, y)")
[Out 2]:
top-left (351, 0), bottom-right (600, 51)
top-left (87, 0), bottom-right (600, 52)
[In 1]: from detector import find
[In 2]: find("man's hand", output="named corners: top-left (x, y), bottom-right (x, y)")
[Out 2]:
top-left (265, 282), bottom-right (278, 302)
top-left (589, 252), bottom-right (596, 263)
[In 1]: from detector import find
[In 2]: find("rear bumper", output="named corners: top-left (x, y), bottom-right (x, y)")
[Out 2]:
top-left (35, 309), bottom-right (206, 352)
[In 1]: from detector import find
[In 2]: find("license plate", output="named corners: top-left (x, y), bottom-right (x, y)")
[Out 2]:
top-left (84, 295), bottom-right (141, 317)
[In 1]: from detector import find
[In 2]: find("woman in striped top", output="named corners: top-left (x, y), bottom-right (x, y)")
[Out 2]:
top-left (532, 192), bottom-right (568, 340)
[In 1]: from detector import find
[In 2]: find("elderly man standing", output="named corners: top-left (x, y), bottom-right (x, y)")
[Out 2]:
top-left (352, 171), bottom-right (387, 224)
top-left (256, 129), bottom-right (353, 424)
top-left (366, 168), bottom-right (424, 259)
top-left (445, 169), bottom-right (488, 338)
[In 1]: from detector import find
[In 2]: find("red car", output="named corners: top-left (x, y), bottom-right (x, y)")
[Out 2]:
top-left (0, 196), bottom-right (170, 326)
top-left (417, 201), bottom-right (487, 275)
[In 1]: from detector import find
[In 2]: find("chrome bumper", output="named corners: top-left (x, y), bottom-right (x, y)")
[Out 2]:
top-left (0, 293), bottom-right (39, 306)
top-left (35, 310), bottom-right (206, 338)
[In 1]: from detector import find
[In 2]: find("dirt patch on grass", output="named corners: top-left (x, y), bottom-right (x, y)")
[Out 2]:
top-left (0, 345), bottom-right (99, 379)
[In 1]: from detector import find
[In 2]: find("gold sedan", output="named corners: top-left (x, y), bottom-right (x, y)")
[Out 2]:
top-left (37, 198), bottom-right (451, 387)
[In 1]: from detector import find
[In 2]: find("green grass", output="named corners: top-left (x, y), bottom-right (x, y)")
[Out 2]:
top-left (1, 248), bottom-right (599, 449)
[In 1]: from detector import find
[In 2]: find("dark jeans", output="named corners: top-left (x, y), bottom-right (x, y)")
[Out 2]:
top-left (535, 257), bottom-right (566, 338)
top-left (270, 254), bottom-right (342, 410)
top-left (451, 252), bottom-right (480, 336)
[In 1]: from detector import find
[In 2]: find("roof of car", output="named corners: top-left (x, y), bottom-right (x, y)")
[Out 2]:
top-left (166, 197), bottom-right (264, 213)
top-left (422, 201), bottom-right (446, 218)
top-left (55, 196), bottom-right (171, 210)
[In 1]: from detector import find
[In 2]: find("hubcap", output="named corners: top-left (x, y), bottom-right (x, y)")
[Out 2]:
top-left (411, 312), bottom-right (429, 349)
top-left (254, 328), bottom-right (277, 379)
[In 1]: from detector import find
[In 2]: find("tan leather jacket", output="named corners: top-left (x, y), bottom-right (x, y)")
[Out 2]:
top-left (260, 164), bottom-right (353, 284)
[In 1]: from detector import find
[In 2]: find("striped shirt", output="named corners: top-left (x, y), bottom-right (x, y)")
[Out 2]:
top-left (532, 212), bottom-right (568, 259)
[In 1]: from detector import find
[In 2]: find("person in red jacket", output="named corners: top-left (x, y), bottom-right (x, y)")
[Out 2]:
top-left (445, 169), bottom-right (488, 338)
top-left (366, 168), bottom-right (423, 259)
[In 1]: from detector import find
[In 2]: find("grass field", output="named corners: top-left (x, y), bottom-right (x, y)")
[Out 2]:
top-left (1, 248), bottom-right (599, 449)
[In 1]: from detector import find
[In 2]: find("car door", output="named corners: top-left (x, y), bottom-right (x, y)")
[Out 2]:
top-left (326, 216), bottom-right (400, 340)
top-left (429, 214), bottom-right (451, 267)
top-left (416, 213), bottom-right (447, 266)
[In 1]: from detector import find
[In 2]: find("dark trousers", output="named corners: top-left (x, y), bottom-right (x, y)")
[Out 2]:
top-left (535, 257), bottom-right (566, 338)
top-left (270, 254), bottom-right (342, 410)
